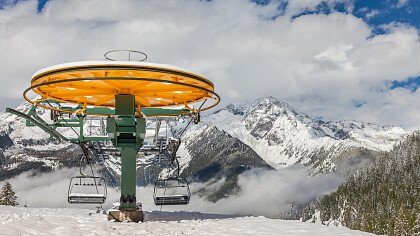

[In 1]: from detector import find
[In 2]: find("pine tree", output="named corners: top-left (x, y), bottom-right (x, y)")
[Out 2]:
top-left (410, 213), bottom-right (420, 236)
top-left (0, 182), bottom-right (19, 206)
top-left (394, 206), bottom-right (416, 236)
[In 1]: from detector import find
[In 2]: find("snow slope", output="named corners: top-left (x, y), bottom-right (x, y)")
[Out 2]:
top-left (0, 206), bottom-right (375, 236)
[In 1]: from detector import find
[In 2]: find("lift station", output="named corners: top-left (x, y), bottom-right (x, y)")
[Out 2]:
top-left (8, 50), bottom-right (220, 222)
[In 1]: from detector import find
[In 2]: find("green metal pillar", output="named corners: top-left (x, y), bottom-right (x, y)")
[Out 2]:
top-left (120, 148), bottom-right (138, 209)
top-left (106, 94), bottom-right (146, 210)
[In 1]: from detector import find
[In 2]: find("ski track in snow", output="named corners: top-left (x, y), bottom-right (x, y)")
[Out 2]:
top-left (0, 206), bottom-right (375, 236)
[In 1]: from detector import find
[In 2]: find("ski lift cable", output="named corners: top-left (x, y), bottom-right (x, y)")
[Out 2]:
top-left (160, 183), bottom-right (168, 212)
top-left (79, 154), bottom-right (86, 176)
top-left (78, 142), bottom-right (93, 176)
top-left (175, 158), bottom-right (180, 178)
top-left (167, 99), bottom-right (207, 173)
top-left (79, 141), bottom-right (100, 194)
top-left (178, 99), bottom-right (207, 138)
top-left (89, 158), bottom-right (100, 194)
top-left (165, 117), bottom-right (168, 139)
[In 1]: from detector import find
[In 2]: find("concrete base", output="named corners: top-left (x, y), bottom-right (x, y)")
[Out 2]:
top-left (108, 208), bottom-right (144, 223)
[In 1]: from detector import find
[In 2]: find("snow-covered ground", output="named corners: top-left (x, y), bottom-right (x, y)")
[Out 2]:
top-left (0, 206), bottom-right (375, 236)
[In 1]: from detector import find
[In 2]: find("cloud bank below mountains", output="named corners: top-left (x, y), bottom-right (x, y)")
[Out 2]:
top-left (1, 166), bottom-right (341, 217)
top-left (0, 0), bottom-right (420, 128)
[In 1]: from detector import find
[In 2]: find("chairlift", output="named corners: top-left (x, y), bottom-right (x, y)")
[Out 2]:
top-left (67, 142), bottom-right (107, 204)
top-left (68, 176), bottom-right (107, 204)
top-left (153, 153), bottom-right (190, 206)
top-left (153, 177), bottom-right (191, 205)
top-left (148, 115), bottom-right (194, 206)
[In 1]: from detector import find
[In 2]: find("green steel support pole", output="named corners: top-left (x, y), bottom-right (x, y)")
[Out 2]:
top-left (120, 148), bottom-right (138, 209)
top-left (106, 94), bottom-right (146, 211)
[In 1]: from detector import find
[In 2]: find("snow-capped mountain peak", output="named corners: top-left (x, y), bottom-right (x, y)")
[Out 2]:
top-left (203, 96), bottom-right (408, 172)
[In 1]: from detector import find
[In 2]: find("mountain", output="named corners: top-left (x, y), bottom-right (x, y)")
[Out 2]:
top-left (176, 124), bottom-right (272, 201)
top-left (0, 102), bottom-right (82, 181)
top-left (317, 131), bottom-right (420, 235)
top-left (0, 96), bottom-right (409, 202)
top-left (202, 96), bottom-right (407, 175)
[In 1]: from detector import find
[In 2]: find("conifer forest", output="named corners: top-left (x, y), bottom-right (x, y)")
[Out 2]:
top-left (318, 132), bottom-right (420, 235)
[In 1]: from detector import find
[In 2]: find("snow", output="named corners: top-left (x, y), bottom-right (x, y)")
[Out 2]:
top-left (68, 193), bottom-right (105, 197)
top-left (32, 61), bottom-right (203, 79)
top-left (0, 206), bottom-right (375, 236)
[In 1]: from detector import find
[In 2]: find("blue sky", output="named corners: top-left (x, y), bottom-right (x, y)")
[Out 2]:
top-left (3, 0), bottom-right (419, 28)
top-left (354, 0), bottom-right (419, 29)
top-left (254, 0), bottom-right (420, 29)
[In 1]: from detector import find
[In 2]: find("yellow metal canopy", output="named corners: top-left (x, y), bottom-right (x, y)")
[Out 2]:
top-left (24, 61), bottom-right (220, 114)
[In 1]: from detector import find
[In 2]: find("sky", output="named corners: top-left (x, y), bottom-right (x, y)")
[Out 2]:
top-left (0, 0), bottom-right (420, 128)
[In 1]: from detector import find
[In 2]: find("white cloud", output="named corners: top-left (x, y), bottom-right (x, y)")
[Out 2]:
top-left (0, 0), bottom-right (420, 128)
top-left (285, 0), bottom-right (355, 16)
top-left (1, 166), bottom-right (341, 217)
top-left (397, 0), bottom-right (409, 8)
top-left (0, 168), bottom-right (84, 208)
top-left (188, 167), bottom-right (342, 217)
top-left (365, 9), bottom-right (380, 19)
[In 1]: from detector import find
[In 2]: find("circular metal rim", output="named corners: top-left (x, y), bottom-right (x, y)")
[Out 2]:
top-left (104, 50), bottom-right (148, 62)
top-left (31, 64), bottom-right (214, 88)
top-left (24, 77), bottom-right (220, 116)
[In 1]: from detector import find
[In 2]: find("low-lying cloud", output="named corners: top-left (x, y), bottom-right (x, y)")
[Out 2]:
top-left (1, 166), bottom-right (341, 217)
top-left (198, 167), bottom-right (342, 216)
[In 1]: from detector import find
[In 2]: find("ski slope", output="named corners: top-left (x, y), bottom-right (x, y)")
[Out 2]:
top-left (0, 206), bottom-right (375, 235)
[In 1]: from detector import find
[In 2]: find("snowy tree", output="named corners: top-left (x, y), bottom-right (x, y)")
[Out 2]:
top-left (410, 214), bottom-right (420, 236)
top-left (0, 182), bottom-right (18, 206)
top-left (394, 206), bottom-right (411, 236)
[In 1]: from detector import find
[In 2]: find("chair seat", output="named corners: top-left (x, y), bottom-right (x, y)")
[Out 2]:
top-left (68, 193), bottom-right (106, 204)
top-left (154, 195), bottom-right (190, 205)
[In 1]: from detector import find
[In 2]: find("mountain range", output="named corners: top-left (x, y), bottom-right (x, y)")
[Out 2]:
top-left (0, 96), bottom-right (410, 202)
top-left (185, 96), bottom-right (407, 174)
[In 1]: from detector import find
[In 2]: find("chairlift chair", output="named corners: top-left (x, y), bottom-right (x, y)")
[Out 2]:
top-left (68, 176), bottom-right (107, 204)
top-left (153, 177), bottom-right (191, 205)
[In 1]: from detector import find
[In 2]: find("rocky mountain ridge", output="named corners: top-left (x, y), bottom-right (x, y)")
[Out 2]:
top-left (202, 96), bottom-right (408, 174)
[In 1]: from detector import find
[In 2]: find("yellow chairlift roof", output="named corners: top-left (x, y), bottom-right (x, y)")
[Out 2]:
top-left (24, 61), bottom-right (220, 114)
